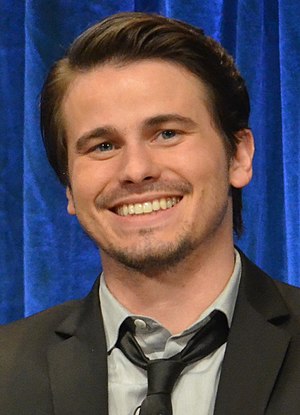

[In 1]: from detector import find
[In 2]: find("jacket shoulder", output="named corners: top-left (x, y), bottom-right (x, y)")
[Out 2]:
top-left (0, 298), bottom-right (83, 352)
top-left (273, 279), bottom-right (300, 317)
top-left (239, 249), bottom-right (300, 322)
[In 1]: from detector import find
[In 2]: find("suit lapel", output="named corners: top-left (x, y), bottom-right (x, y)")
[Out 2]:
top-left (214, 253), bottom-right (291, 415)
top-left (47, 280), bottom-right (109, 415)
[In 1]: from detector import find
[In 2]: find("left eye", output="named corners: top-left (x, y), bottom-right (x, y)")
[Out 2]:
top-left (161, 130), bottom-right (176, 140)
top-left (96, 142), bottom-right (114, 152)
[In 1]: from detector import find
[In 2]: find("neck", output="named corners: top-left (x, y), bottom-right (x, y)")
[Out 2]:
top-left (101, 237), bottom-right (235, 334)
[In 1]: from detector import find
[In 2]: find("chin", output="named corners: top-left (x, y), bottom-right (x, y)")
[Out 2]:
top-left (101, 236), bottom-right (198, 275)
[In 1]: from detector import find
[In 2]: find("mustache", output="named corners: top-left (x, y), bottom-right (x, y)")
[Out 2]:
top-left (95, 180), bottom-right (192, 209)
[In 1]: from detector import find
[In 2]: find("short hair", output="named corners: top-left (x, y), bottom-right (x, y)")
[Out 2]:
top-left (40, 12), bottom-right (250, 235)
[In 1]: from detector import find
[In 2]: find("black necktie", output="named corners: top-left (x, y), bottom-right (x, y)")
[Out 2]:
top-left (116, 310), bottom-right (229, 415)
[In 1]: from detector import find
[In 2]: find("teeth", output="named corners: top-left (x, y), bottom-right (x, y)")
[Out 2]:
top-left (134, 203), bottom-right (143, 215)
top-left (117, 197), bottom-right (180, 216)
top-left (152, 200), bottom-right (160, 211)
top-left (166, 199), bottom-right (173, 209)
top-left (160, 199), bottom-right (167, 210)
top-left (143, 202), bottom-right (153, 213)
top-left (128, 204), bottom-right (135, 215)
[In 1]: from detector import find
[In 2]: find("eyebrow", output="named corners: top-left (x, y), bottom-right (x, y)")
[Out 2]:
top-left (75, 126), bottom-right (118, 152)
top-left (75, 113), bottom-right (198, 152)
top-left (143, 113), bottom-right (198, 129)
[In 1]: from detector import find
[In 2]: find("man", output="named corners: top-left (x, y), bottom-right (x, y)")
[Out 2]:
top-left (1, 12), bottom-right (300, 415)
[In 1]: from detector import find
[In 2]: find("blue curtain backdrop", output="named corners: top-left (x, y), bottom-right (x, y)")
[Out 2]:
top-left (0, 0), bottom-right (299, 324)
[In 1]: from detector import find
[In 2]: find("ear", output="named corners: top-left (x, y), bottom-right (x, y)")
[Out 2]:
top-left (229, 129), bottom-right (255, 188)
top-left (66, 186), bottom-right (76, 215)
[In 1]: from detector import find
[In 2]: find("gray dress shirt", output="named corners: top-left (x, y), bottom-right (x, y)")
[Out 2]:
top-left (100, 251), bottom-right (241, 415)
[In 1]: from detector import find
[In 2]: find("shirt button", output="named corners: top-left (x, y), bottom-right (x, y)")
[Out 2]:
top-left (134, 319), bottom-right (147, 330)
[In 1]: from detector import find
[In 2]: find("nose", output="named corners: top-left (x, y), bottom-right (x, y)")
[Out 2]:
top-left (119, 142), bottom-right (161, 184)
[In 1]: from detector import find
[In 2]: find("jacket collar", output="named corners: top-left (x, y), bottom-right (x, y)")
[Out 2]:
top-left (47, 279), bottom-right (109, 415)
top-left (214, 251), bottom-right (291, 414)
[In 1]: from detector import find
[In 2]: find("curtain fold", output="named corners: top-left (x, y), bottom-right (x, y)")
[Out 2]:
top-left (0, 1), bottom-right (25, 322)
top-left (278, 0), bottom-right (300, 281)
top-left (1, 0), bottom-right (299, 324)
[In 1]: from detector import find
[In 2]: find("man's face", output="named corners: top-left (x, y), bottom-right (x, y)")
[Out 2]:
top-left (63, 60), bottom-right (253, 272)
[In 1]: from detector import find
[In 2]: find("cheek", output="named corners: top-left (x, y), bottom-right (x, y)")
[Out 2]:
top-left (179, 150), bottom-right (228, 182)
top-left (69, 158), bottom-right (117, 205)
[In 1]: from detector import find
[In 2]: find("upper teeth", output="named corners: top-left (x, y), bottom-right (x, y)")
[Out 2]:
top-left (117, 197), bottom-right (180, 216)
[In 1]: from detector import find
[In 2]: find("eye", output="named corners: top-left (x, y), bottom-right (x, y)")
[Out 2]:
top-left (86, 140), bottom-right (119, 160)
top-left (161, 130), bottom-right (177, 140)
top-left (95, 142), bottom-right (114, 152)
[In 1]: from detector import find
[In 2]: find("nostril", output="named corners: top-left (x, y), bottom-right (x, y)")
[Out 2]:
top-left (123, 176), bottom-right (154, 185)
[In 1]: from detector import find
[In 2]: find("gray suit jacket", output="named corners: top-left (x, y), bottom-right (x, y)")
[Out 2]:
top-left (1, 252), bottom-right (300, 414)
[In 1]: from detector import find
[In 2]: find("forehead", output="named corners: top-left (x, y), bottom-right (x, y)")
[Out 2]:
top-left (64, 59), bottom-right (211, 104)
top-left (62, 60), bottom-right (215, 137)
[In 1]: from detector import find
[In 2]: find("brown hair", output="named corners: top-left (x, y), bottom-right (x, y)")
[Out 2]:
top-left (40, 12), bottom-right (250, 235)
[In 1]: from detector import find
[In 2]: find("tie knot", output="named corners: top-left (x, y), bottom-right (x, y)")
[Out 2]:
top-left (147, 359), bottom-right (186, 395)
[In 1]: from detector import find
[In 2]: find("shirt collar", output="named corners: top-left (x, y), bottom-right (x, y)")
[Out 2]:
top-left (100, 250), bottom-right (242, 353)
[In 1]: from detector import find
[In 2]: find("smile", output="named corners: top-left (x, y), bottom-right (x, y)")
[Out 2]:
top-left (116, 197), bottom-right (181, 216)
